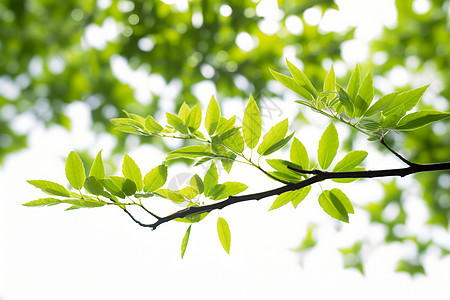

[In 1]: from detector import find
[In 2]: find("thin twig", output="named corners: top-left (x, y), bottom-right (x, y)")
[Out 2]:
top-left (380, 137), bottom-right (417, 166)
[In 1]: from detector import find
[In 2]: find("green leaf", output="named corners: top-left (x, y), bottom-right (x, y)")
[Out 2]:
top-left (265, 159), bottom-right (304, 180)
top-left (23, 198), bottom-right (62, 207)
top-left (394, 111), bottom-right (450, 131)
top-left (122, 153), bottom-right (143, 191)
top-left (263, 132), bottom-right (294, 156)
top-left (318, 189), bottom-right (353, 222)
top-left (186, 103), bottom-right (202, 132)
top-left (354, 71), bottom-right (374, 117)
top-left (290, 137), bottom-right (309, 169)
top-left (27, 180), bottom-right (71, 197)
top-left (166, 145), bottom-right (218, 160)
top-left (62, 199), bottom-right (105, 208)
top-left (65, 151), bottom-right (86, 190)
top-left (337, 86), bottom-right (355, 118)
top-left (144, 164), bottom-right (168, 192)
top-left (347, 64), bottom-right (361, 102)
top-left (318, 123), bottom-right (339, 169)
top-left (205, 95), bottom-right (221, 136)
top-left (83, 176), bottom-right (104, 195)
top-left (333, 150), bottom-right (367, 172)
top-left (384, 85), bottom-right (429, 116)
top-left (122, 179), bottom-right (137, 196)
top-left (111, 118), bottom-right (144, 131)
top-left (209, 182), bottom-right (248, 200)
top-left (221, 153), bottom-right (237, 174)
top-left (215, 116), bottom-right (236, 135)
top-left (270, 69), bottom-right (314, 101)
top-left (269, 186), bottom-right (311, 210)
top-left (286, 59), bottom-right (318, 99)
top-left (166, 113), bottom-right (188, 134)
top-left (323, 65), bottom-right (336, 103)
top-left (154, 189), bottom-right (185, 204)
top-left (124, 111), bottom-right (145, 126)
top-left (204, 161), bottom-right (218, 197)
top-left (257, 119), bottom-right (289, 155)
top-left (217, 217), bottom-right (231, 254)
top-left (242, 94), bottom-right (262, 149)
top-left (99, 178), bottom-right (126, 199)
top-left (181, 225), bottom-right (192, 259)
top-left (364, 92), bottom-right (398, 117)
top-left (178, 102), bottom-right (191, 123)
top-left (89, 150), bottom-right (105, 179)
top-left (221, 129), bottom-right (245, 154)
top-left (144, 115), bottom-right (164, 133)
top-left (190, 174), bottom-right (204, 194)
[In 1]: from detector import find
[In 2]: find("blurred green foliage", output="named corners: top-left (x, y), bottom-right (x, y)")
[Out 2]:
top-left (2, 0), bottom-right (450, 276)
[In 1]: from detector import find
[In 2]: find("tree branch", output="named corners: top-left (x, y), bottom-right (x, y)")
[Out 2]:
top-left (125, 161), bottom-right (450, 230)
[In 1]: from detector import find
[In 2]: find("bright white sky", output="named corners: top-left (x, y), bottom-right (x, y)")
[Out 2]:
top-left (2, 0), bottom-right (450, 299)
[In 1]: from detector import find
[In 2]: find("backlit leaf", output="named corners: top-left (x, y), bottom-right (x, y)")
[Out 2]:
top-left (323, 65), bottom-right (336, 103)
top-left (333, 151), bottom-right (367, 172)
top-left (215, 116), bottom-right (236, 135)
top-left (364, 92), bottom-right (398, 117)
top-left (204, 161), bottom-right (218, 197)
top-left (270, 69), bottom-right (314, 101)
top-left (62, 199), bottom-right (105, 208)
top-left (290, 137), bottom-right (309, 169)
top-left (318, 123), bottom-right (339, 169)
top-left (286, 59), bottom-right (318, 99)
top-left (354, 71), bottom-right (373, 117)
top-left (144, 164), bottom-right (168, 192)
top-left (221, 129), bottom-right (245, 153)
top-left (186, 103), bottom-right (202, 132)
top-left (166, 113), bottom-right (188, 134)
top-left (347, 64), bottom-right (361, 101)
top-left (337, 86), bottom-right (355, 118)
top-left (181, 225), bottom-right (192, 259)
top-left (99, 178), bottom-right (126, 198)
top-left (166, 145), bottom-right (218, 160)
top-left (83, 176), bottom-right (104, 195)
top-left (122, 154), bottom-right (143, 191)
top-left (23, 198), bottom-right (62, 207)
top-left (394, 111), bottom-right (450, 131)
top-left (318, 189), bottom-right (353, 222)
top-left (217, 217), bottom-right (231, 254)
top-left (27, 180), bottom-right (71, 197)
top-left (178, 102), bottom-right (191, 123)
top-left (257, 119), bottom-right (289, 155)
top-left (205, 95), bottom-right (221, 136)
top-left (269, 186), bottom-right (311, 210)
top-left (154, 189), bottom-right (185, 204)
top-left (89, 150), bottom-right (105, 179)
top-left (144, 115), bottom-right (164, 133)
top-left (209, 182), bottom-right (248, 200)
top-left (242, 94), bottom-right (262, 149)
top-left (65, 151), bottom-right (86, 190)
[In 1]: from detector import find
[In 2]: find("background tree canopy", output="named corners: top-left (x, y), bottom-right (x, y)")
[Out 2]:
top-left (1, 0), bottom-right (449, 282)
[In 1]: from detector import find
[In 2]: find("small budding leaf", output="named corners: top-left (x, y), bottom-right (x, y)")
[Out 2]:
top-left (243, 94), bottom-right (262, 149)
top-left (89, 150), bottom-right (105, 179)
top-left (270, 69), bottom-right (314, 101)
top-left (181, 225), bottom-right (192, 259)
top-left (122, 154), bottom-right (143, 191)
top-left (178, 102), bottom-right (191, 123)
top-left (286, 59), bottom-right (318, 99)
top-left (217, 217), bottom-right (231, 254)
top-left (205, 95), bottom-right (221, 136)
top-left (347, 64), bottom-right (361, 102)
top-left (65, 151), bottom-right (86, 190)
top-left (144, 164), bottom-right (168, 193)
top-left (318, 123), bottom-right (339, 170)
top-left (323, 65), bottom-right (336, 103)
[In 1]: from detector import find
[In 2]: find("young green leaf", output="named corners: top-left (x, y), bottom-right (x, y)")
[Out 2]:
top-left (144, 164), bottom-right (168, 192)
top-left (65, 151), bottom-right (86, 190)
top-left (394, 111), bottom-right (450, 131)
top-left (257, 119), bottom-right (289, 155)
top-left (269, 186), bottom-right (311, 210)
top-left (337, 86), bottom-right (355, 118)
top-left (186, 103), bottom-right (202, 132)
top-left (262, 132), bottom-right (294, 156)
top-left (215, 116), bottom-right (236, 135)
top-left (243, 94), bottom-right (262, 149)
top-left (178, 102), bottom-right (191, 123)
top-left (323, 65), bottom-right (336, 103)
top-left (89, 150), bottom-right (105, 179)
top-left (270, 69), bottom-right (314, 101)
top-left (203, 161), bottom-right (218, 197)
top-left (99, 178), bottom-right (126, 198)
top-left (221, 153), bottom-right (236, 174)
top-left (166, 113), bottom-right (189, 134)
top-left (122, 178), bottom-right (137, 196)
top-left (124, 111), bottom-right (145, 126)
top-left (209, 182), bottom-right (248, 200)
top-left (364, 92), bottom-right (398, 117)
top-left (205, 95), bottom-right (221, 136)
top-left (290, 137), bottom-right (309, 169)
top-left (354, 71), bottom-right (374, 117)
top-left (190, 174), bottom-right (204, 194)
top-left (27, 180), bottom-right (71, 197)
top-left (166, 145), bottom-right (218, 160)
top-left (333, 150), bottom-right (368, 172)
top-left (217, 217), bottom-right (231, 254)
top-left (181, 225), bottom-right (192, 259)
top-left (23, 198), bottom-right (62, 207)
top-left (318, 189), bottom-right (353, 222)
top-left (347, 64), bottom-right (361, 101)
top-left (111, 118), bottom-right (144, 131)
top-left (62, 199), bottom-right (106, 208)
top-left (383, 85), bottom-right (429, 117)
top-left (144, 115), bottom-right (164, 133)
top-left (122, 153), bottom-right (143, 191)
top-left (83, 176), bottom-right (104, 195)
top-left (221, 129), bottom-right (245, 154)
top-left (318, 123), bottom-right (339, 170)
top-left (286, 59), bottom-right (318, 99)
top-left (154, 189), bottom-right (185, 204)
